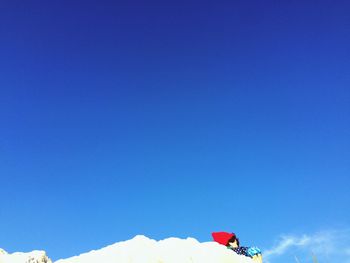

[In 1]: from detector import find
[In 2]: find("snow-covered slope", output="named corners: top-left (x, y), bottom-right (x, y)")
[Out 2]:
top-left (0, 249), bottom-right (52, 263)
top-left (57, 235), bottom-right (256, 263)
top-left (1, 235), bottom-right (256, 263)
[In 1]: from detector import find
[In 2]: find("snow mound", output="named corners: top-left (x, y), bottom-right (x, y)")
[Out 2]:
top-left (56, 235), bottom-right (255, 263)
top-left (0, 250), bottom-right (52, 263)
top-left (1, 236), bottom-right (257, 263)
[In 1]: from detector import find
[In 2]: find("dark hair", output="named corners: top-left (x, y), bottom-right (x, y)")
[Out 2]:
top-left (227, 235), bottom-right (240, 247)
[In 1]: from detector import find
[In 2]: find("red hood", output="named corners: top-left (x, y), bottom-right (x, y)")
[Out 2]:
top-left (212, 232), bottom-right (235, 246)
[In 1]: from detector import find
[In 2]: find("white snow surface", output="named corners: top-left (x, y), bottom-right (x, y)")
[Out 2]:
top-left (0, 249), bottom-right (51, 263)
top-left (1, 235), bottom-right (255, 263)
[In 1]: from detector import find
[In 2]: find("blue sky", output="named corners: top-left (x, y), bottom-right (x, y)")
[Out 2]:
top-left (0, 0), bottom-right (349, 262)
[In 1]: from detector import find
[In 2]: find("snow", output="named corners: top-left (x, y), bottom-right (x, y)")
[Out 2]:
top-left (1, 235), bottom-right (256, 263)
top-left (0, 250), bottom-right (51, 263)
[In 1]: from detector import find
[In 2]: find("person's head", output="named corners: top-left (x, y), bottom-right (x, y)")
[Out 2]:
top-left (212, 232), bottom-right (240, 248)
top-left (227, 235), bottom-right (240, 248)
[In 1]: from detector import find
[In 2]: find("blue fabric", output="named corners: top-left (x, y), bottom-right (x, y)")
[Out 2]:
top-left (228, 246), bottom-right (262, 258)
top-left (232, 246), bottom-right (249, 257)
top-left (247, 247), bottom-right (262, 257)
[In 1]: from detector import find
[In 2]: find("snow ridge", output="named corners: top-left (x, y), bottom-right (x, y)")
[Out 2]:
top-left (1, 235), bottom-right (255, 263)
top-left (0, 250), bottom-right (51, 263)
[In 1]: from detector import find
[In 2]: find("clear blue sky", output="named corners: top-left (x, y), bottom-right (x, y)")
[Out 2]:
top-left (0, 1), bottom-right (349, 262)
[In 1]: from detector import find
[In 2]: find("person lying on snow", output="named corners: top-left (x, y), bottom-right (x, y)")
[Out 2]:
top-left (212, 232), bottom-right (263, 263)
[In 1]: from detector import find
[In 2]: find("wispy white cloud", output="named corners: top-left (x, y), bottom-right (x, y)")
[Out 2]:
top-left (263, 235), bottom-right (311, 258)
top-left (263, 228), bottom-right (350, 263)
